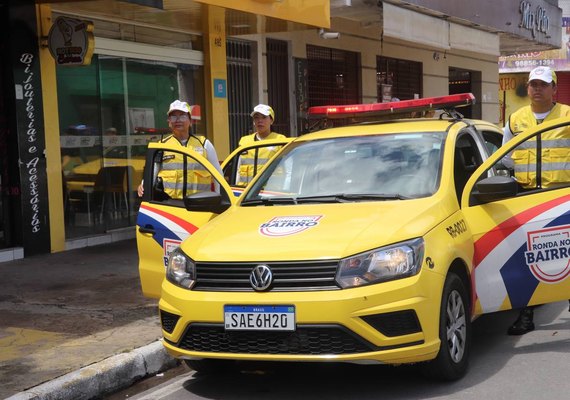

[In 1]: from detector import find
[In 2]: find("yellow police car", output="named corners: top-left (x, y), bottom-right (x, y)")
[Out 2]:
top-left (137, 94), bottom-right (570, 380)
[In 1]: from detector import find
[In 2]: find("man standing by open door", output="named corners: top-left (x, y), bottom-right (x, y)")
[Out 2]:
top-left (502, 66), bottom-right (570, 335)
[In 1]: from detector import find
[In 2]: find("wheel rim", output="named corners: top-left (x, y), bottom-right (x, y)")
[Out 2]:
top-left (446, 289), bottom-right (466, 363)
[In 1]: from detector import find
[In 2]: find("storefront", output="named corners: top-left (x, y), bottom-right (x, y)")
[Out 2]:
top-left (0, 0), bottom-right (560, 259)
top-left (499, 10), bottom-right (570, 125)
top-left (53, 15), bottom-right (206, 239)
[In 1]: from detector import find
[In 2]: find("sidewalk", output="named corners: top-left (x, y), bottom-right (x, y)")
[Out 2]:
top-left (0, 238), bottom-right (177, 399)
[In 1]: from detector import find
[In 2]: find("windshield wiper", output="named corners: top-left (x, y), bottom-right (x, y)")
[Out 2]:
top-left (295, 193), bottom-right (410, 203)
top-left (242, 193), bottom-right (410, 206)
top-left (241, 197), bottom-right (298, 206)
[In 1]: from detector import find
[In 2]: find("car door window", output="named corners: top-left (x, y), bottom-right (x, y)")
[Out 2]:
top-left (454, 132), bottom-right (484, 202)
top-left (223, 143), bottom-right (287, 187)
top-left (480, 130), bottom-right (503, 156)
top-left (492, 125), bottom-right (570, 194)
top-left (149, 149), bottom-right (223, 204)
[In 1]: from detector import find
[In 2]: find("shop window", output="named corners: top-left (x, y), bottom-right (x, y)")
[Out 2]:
top-left (57, 54), bottom-right (204, 239)
top-left (376, 56), bottom-right (422, 102)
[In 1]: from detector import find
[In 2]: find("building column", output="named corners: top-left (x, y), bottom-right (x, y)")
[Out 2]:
top-left (202, 5), bottom-right (230, 159)
top-left (37, 4), bottom-right (65, 252)
top-left (8, 1), bottom-right (51, 255)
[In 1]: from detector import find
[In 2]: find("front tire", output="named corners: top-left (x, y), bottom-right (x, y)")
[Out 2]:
top-left (422, 272), bottom-right (471, 381)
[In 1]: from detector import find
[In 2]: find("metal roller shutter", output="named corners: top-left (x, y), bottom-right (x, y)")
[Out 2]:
top-left (555, 72), bottom-right (570, 105)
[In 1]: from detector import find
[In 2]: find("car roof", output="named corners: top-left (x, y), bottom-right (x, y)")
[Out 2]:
top-left (297, 117), bottom-right (475, 142)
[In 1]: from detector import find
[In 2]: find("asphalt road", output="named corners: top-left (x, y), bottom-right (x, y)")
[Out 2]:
top-left (108, 301), bottom-right (570, 400)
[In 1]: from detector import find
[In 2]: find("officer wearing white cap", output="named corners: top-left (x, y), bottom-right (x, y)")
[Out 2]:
top-left (503, 66), bottom-right (570, 147)
top-left (502, 66), bottom-right (570, 335)
top-left (236, 104), bottom-right (286, 185)
top-left (137, 100), bottom-right (222, 198)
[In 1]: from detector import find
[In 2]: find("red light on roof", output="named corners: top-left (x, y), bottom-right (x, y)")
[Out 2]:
top-left (307, 93), bottom-right (475, 119)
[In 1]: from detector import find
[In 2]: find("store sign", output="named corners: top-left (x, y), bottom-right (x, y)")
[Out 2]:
top-left (48, 16), bottom-right (94, 66)
top-left (519, 1), bottom-right (550, 38)
top-left (10, 3), bottom-right (51, 255)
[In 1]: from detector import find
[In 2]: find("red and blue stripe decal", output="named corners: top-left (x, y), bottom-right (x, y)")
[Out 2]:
top-left (136, 204), bottom-right (199, 247)
top-left (474, 194), bottom-right (570, 312)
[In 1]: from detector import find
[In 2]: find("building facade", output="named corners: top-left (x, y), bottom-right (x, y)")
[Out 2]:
top-left (0, 0), bottom-right (561, 259)
top-left (499, 0), bottom-right (570, 125)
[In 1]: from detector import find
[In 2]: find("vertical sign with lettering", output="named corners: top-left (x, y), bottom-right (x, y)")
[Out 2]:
top-left (294, 58), bottom-right (309, 135)
top-left (10, 3), bottom-right (50, 255)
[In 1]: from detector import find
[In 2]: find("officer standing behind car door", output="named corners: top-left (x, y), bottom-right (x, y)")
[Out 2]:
top-left (502, 66), bottom-right (570, 335)
top-left (137, 100), bottom-right (223, 198)
top-left (235, 104), bottom-right (286, 186)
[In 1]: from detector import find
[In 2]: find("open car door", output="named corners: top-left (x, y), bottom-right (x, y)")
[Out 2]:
top-left (462, 117), bottom-right (570, 317)
top-left (222, 138), bottom-right (293, 197)
top-left (137, 141), bottom-right (236, 298)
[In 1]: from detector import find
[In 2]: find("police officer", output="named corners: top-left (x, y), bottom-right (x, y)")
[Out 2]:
top-left (503, 66), bottom-right (570, 335)
top-left (236, 104), bottom-right (286, 185)
top-left (137, 100), bottom-right (222, 199)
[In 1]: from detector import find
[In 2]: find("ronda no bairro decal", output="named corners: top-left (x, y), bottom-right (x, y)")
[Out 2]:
top-left (260, 215), bottom-right (323, 237)
top-left (525, 225), bottom-right (570, 283)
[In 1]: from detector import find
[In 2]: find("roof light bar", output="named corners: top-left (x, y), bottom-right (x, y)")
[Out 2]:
top-left (307, 93), bottom-right (475, 119)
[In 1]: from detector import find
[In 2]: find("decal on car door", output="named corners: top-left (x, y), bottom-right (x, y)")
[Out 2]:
top-left (473, 194), bottom-right (570, 312)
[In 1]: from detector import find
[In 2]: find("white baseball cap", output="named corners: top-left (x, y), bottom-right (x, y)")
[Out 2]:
top-left (250, 104), bottom-right (275, 120)
top-left (528, 66), bottom-right (557, 84)
top-left (167, 100), bottom-right (191, 115)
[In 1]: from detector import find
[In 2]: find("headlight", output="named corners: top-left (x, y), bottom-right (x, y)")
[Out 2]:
top-left (336, 238), bottom-right (424, 288)
top-left (166, 247), bottom-right (196, 289)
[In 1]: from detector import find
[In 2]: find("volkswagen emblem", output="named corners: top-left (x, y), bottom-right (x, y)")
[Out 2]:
top-left (250, 265), bottom-right (273, 291)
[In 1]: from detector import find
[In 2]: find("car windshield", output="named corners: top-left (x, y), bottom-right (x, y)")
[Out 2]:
top-left (242, 132), bottom-right (445, 204)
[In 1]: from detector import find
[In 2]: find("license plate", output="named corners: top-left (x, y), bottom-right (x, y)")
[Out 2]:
top-left (224, 305), bottom-right (295, 331)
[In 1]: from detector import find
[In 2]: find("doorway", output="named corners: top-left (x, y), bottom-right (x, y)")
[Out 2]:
top-left (449, 67), bottom-right (482, 119)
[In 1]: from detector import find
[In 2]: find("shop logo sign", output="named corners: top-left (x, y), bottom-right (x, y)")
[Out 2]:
top-left (259, 215), bottom-right (322, 237)
top-left (519, 1), bottom-right (550, 38)
top-left (524, 225), bottom-right (570, 283)
top-left (48, 16), bottom-right (95, 66)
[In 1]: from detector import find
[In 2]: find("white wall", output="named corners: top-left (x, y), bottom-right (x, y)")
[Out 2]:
top-left (236, 12), bottom-right (500, 124)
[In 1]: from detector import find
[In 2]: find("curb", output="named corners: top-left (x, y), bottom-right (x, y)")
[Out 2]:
top-left (6, 340), bottom-right (178, 400)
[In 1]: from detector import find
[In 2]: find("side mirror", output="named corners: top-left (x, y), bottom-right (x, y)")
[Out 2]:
top-left (183, 191), bottom-right (231, 214)
top-left (472, 175), bottom-right (518, 203)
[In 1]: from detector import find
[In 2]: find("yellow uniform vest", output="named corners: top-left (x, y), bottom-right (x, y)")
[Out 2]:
top-left (157, 135), bottom-right (212, 198)
top-left (508, 103), bottom-right (570, 188)
top-left (237, 132), bottom-right (286, 185)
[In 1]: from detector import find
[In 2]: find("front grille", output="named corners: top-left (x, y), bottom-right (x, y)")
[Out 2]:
top-left (174, 324), bottom-right (376, 355)
top-left (160, 310), bottom-right (180, 334)
top-left (361, 310), bottom-right (421, 337)
top-left (193, 260), bottom-right (340, 292)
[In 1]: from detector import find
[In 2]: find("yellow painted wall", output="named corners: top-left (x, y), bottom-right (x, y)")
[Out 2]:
top-left (202, 5), bottom-right (230, 158)
top-left (37, 4), bottom-right (65, 252)
top-left (195, 0), bottom-right (330, 28)
top-left (498, 73), bottom-right (529, 127)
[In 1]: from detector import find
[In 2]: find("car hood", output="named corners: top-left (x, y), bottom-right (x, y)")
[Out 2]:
top-left (183, 198), bottom-right (453, 262)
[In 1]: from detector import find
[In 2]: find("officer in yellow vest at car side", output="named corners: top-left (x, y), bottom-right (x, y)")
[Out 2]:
top-left (137, 100), bottom-right (223, 199)
top-left (236, 104), bottom-right (286, 186)
top-left (502, 66), bottom-right (570, 335)
top-left (503, 66), bottom-right (570, 190)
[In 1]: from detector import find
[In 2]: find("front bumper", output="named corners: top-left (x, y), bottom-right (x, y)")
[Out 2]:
top-left (158, 269), bottom-right (444, 365)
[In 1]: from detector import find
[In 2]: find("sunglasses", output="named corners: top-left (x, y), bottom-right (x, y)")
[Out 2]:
top-left (168, 114), bottom-right (190, 122)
